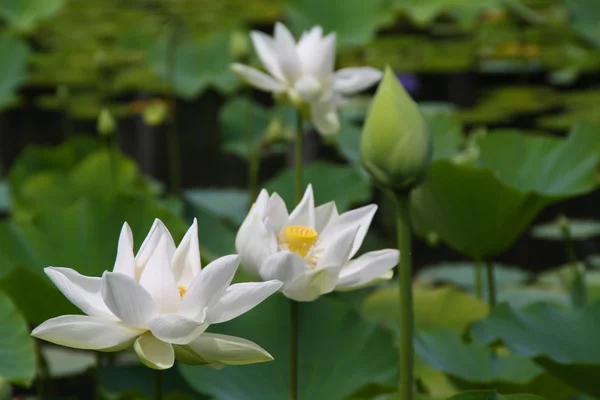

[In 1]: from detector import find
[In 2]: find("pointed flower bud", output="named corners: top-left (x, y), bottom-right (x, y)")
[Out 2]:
top-left (97, 108), bottom-right (116, 137)
top-left (361, 66), bottom-right (432, 192)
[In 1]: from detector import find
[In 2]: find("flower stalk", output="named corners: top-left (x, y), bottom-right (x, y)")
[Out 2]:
top-left (153, 369), bottom-right (163, 400)
top-left (165, 20), bottom-right (181, 194)
top-left (393, 191), bottom-right (414, 400)
top-left (560, 216), bottom-right (587, 307)
top-left (474, 260), bottom-right (483, 300)
top-left (485, 260), bottom-right (497, 307)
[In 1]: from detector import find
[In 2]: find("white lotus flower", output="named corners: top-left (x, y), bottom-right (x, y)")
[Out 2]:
top-left (231, 22), bottom-right (382, 136)
top-left (32, 219), bottom-right (282, 370)
top-left (235, 185), bottom-right (399, 301)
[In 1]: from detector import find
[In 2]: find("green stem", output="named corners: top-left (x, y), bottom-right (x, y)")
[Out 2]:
top-left (247, 96), bottom-right (260, 202)
top-left (294, 111), bottom-right (304, 204)
top-left (289, 110), bottom-right (304, 400)
top-left (153, 369), bottom-right (163, 400)
top-left (394, 191), bottom-right (414, 400)
top-left (35, 341), bottom-right (50, 400)
top-left (474, 260), bottom-right (483, 300)
top-left (486, 260), bottom-right (497, 307)
top-left (165, 21), bottom-right (181, 194)
top-left (289, 300), bottom-right (298, 400)
top-left (106, 134), bottom-right (118, 194)
top-left (560, 217), bottom-right (586, 307)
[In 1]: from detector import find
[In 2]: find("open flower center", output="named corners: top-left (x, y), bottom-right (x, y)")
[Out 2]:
top-left (280, 225), bottom-right (318, 259)
top-left (178, 285), bottom-right (187, 299)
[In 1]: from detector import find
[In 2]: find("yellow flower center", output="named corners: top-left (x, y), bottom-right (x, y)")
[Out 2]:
top-left (280, 225), bottom-right (318, 259)
top-left (178, 285), bottom-right (187, 299)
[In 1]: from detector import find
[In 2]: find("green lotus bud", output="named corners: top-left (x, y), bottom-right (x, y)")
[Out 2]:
top-left (361, 66), bottom-right (431, 192)
top-left (230, 30), bottom-right (250, 61)
top-left (97, 108), bottom-right (116, 137)
top-left (143, 101), bottom-right (168, 126)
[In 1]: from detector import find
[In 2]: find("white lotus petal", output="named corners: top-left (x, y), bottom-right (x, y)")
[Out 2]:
top-left (112, 222), bottom-right (136, 278)
top-left (288, 184), bottom-right (316, 229)
top-left (273, 22), bottom-right (302, 82)
top-left (206, 281), bottom-right (283, 324)
top-left (250, 31), bottom-right (285, 82)
top-left (337, 270), bottom-right (394, 292)
top-left (264, 193), bottom-right (289, 233)
top-left (135, 219), bottom-right (176, 272)
top-left (259, 251), bottom-right (309, 289)
top-left (172, 218), bottom-right (202, 288)
top-left (231, 64), bottom-right (286, 93)
top-left (102, 271), bottom-right (158, 328)
top-left (236, 216), bottom-right (277, 278)
top-left (314, 201), bottom-right (339, 233)
top-left (336, 249), bottom-right (399, 289)
top-left (294, 75), bottom-right (322, 102)
top-left (297, 26), bottom-right (323, 67)
top-left (315, 226), bottom-right (358, 292)
top-left (283, 269), bottom-right (328, 301)
top-left (148, 313), bottom-right (208, 345)
top-left (183, 332), bottom-right (273, 365)
top-left (134, 332), bottom-right (174, 370)
top-left (310, 99), bottom-right (340, 136)
top-left (333, 67), bottom-right (382, 95)
top-left (320, 204), bottom-right (377, 259)
top-left (304, 33), bottom-right (336, 82)
top-left (139, 236), bottom-right (180, 314)
top-left (44, 267), bottom-right (114, 319)
top-left (179, 255), bottom-right (240, 319)
top-left (32, 315), bottom-right (141, 351)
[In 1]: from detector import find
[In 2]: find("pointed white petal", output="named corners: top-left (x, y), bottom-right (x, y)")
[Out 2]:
top-left (44, 267), bottom-right (114, 319)
top-left (112, 222), bottom-right (136, 278)
top-left (179, 255), bottom-right (239, 319)
top-left (264, 193), bottom-right (289, 233)
top-left (139, 236), bottom-right (180, 314)
top-left (314, 201), bottom-right (339, 233)
top-left (297, 26), bottom-right (324, 66)
top-left (283, 270), bottom-right (328, 301)
top-left (336, 249), bottom-right (399, 289)
top-left (236, 216), bottom-right (277, 277)
top-left (172, 219), bottom-right (201, 288)
top-left (304, 33), bottom-right (336, 82)
top-left (102, 271), bottom-right (158, 328)
top-left (288, 184), bottom-right (316, 228)
top-left (333, 67), bottom-right (383, 95)
top-left (320, 204), bottom-right (377, 259)
top-left (148, 313), bottom-right (208, 345)
top-left (181, 332), bottom-right (273, 366)
top-left (273, 22), bottom-right (302, 82)
top-left (294, 75), bottom-right (322, 102)
top-left (315, 226), bottom-right (359, 292)
top-left (310, 99), bottom-right (340, 136)
top-left (250, 31), bottom-right (286, 82)
top-left (206, 280), bottom-right (282, 324)
top-left (135, 219), bottom-right (176, 272)
top-left (32, 315), bottom-right (141, 351)
top-left (259, 251), bottom-right (309, 289)
top-left (134, 332), bottom-right (174, 370)
top-left (231, 64), bottom-right (286, 92)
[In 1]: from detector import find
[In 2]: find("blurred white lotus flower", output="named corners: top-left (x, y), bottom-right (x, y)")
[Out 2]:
top-left (236, 185), bottom-right (399, 301)
top-left (32, 219), bottom-right (282, 370)
top-left (231, 22), bottom-right (382, 136)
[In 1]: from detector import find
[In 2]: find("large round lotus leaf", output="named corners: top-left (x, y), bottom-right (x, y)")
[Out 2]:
top-left (415, 329), bottom-right (576, 400)
top-left (362, 285), bottom-right (489, 332)
top-left (179, 295), bottom-right (396, 400)
top-left (531, 218), bottom-right (600, 241)
top-left (470, 302), bottom-right (600, 397)
top-left (447, 391), bottom-right (546, 400)
top-left (411, 161), bottom-right (547, 259)
top-left (0, 290), bottom-right (36, 387)
top-left (416, 262), bottom-right (529, 290)
top-left (478, 123), bottom-right (600, 198)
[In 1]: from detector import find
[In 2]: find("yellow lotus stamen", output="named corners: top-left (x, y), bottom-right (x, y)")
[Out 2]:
top-left (178, 285), bottom-right (187, 299)
top-left (280, 225), bottom-right (318, 259)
